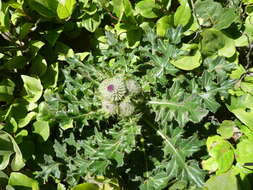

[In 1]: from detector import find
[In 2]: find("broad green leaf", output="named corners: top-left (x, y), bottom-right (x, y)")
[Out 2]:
top-left (8, 172), bottom-right (39, 190)
top-left (71, 183), bottom-right (99, 190)
top-left (135, 0), bottom-right (159, 18)
top-left (123, 0), bottom-right (135, 23)
top-left (243, 0), bottom-right (253, 5)
top-left (227, 94), bottom-right (253, 129)
top-left (15, 129), bottom-right (28, 144)
top-left (0, 130), bottom-right (25, 171)
top-left (245, 13), bottom-right (253, 36)
top-left (21, 75), bottom-right (43, 103)
top-left (171, 50), bottom-right (201, 70)
top-left (29, 55), bottom-right (47, 77)
top-left (0, 79), bottom-right (15, 102)
top-left (33, 120), bottom-right (50, 141)
top-left (18, 111), bottom-right (36, 128)
top-left (19, 23), bottom-right (33, 40)
top-left (28, 0), bottom-right (58, 18)
top-left (205, 136), bottom-right (234, 174)
top-left (5, 56), bottom-right (27, 70)
top-left (204, 171), bottom-right (239, 190)
top-left (202, 157), bottom-right (218, 172)
top-left (43, 28), bottom-right (63, 47)
top-left (174, 2), bottom-right (191, 27)
top-left (217, 120), bottom-right (235, 139)
top-left (80, 14), bottom-right (101, 32)
top-left (0, 171), bottom-right (8, 188)
top-left (41, 62), bottom-right (59, 88)
top-left (156, 15), bottom-right (173, 37)
top-left (230, 65), bottom-right (246, 79)
top-left (218, 35), bottom-right (236, 58)
top-left (195, 0), bottom-right (238, 30)
top-left (29, 40), bottom-right (45, 58)
top-left (127, 29), bottom-right (141, 47)
top-left (200, 29), bottom-right (235, 57)
top-left (57, 0), bottom-right (76, 19)
top-left (241, 82), bottom-right (253, 95)
top-left (112, 0), bottom-right (124, 21)
top-left (235, 139), bottom-right (253, 165)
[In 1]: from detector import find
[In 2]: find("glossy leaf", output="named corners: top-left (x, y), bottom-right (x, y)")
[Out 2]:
top-left (135, 0), bottom-right (159, 18)
top-left (21, 75), bottom-right (43, 103)
top-left (8, 172), bottom-right (39, 190)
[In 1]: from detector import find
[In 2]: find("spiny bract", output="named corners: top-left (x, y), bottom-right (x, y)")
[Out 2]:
top-left (102, 100), bottom-right (118, 114)
top-left (125, 79), bottom-right (141, 96)
top-left (119, 101), bottom-right (135, 117)
top-left (99, 78), bottom-right (126, 102)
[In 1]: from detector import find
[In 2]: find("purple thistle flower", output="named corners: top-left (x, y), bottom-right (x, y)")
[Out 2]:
top-left (107, 84), bottom-right (115, 92)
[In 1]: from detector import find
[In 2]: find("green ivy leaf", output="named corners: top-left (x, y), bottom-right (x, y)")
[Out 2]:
top-left (135, 0), bottom-right (160, 19)
top-left (174, 2), bottom-right (191, 27)
top-left (195, 0), bottom-right (238, 30)
top-left (8, 172), bottom-right (39, 190)
top-left (21, 75), bottom-right (43, 103)
top-left (28, 0), bottom-right (58, 18)
top-left (57, 0), bottom-right (76, 19)
top-left (0, 130), bottom-right (25, 171)
top-left (217, 120), bottom-right (235, 139)
top-left (204, 171), bottom-right (239, 190)
top-left (227, 94), bottom-right (253, 129)
top-left (156, 15), bottom-right (173, 37)
top-left (80, 14), bottom-right (101, 32)
top-left (33, 120), bottom-right (50, 141)
top-left (235, 139), bottom-right (253, 166)
top-left (0, 79), bottom-right (15, 102)
top-left (71, 183), bottom-right (99, 190)
top-left (170, 50), bottom-right (201, 71)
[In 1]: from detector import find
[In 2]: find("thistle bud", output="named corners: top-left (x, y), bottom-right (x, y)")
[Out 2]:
top-left (119, 101), bottom-right (135, 117)
top-left (125, 79), bottom-right (141, 96)
top-left (102, 100), bottom-right (118, 114)
top-left (99, 78), bottom-right (126, 102)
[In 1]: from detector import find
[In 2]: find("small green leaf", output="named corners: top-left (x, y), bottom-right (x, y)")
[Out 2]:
top-left (8, 172), bottom-right (39, 190)
top-left (41, 62), bottom-right (59, 88)
top-left (57, 0), bottom-right (76, 19)
top-left (204, 171), bottom-right (239, 190)
top-left (171, 50), bottom-right (201, 70)
top-left (135, 0), bottom-right (159, 18)
top-left (71, 183), bottom-right (99, 190)
top-left (29, 55), bottom-right (47, 77)
top-left (156, 15), bottom-right (173, 37)
top-left (29, 40), bottom-right (45, 57)
top-left (33, 120), bottom-right (50, 141)
top-left (227, 94), bottom-right (253, 129)
top-left (217, 120), bottom-right (235, 139)
top-left (5, 56), bottom-right (27, 70)
top-left (174, 2), bottom-right (191, 27)
top-left (235, 139), bottom-right (253, 166)
top-left (241, 82), bottom-right (253, 95)
top-left (0, 79), bottom-right (15, 102)
top-left (80, 14), bottom-right (101, 32)
top-left (21, 75), bottom-right (43, 103)
top-left (0, 130), bottom-right (25, 171)
top-left (28, 0), bottom-right (58, 18)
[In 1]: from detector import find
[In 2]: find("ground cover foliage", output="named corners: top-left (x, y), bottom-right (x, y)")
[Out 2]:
top-left (1, 0), bottom-right (253, 189)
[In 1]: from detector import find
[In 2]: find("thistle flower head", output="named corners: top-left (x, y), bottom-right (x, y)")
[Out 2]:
top-left (125, 79), bottom-right (141, 96)
top-left (99, 78), bottom-right (126, 102)
top-left (119, 101), bottom-right (135, 117)
top-left (102, 100), bottom-right (118, 114)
